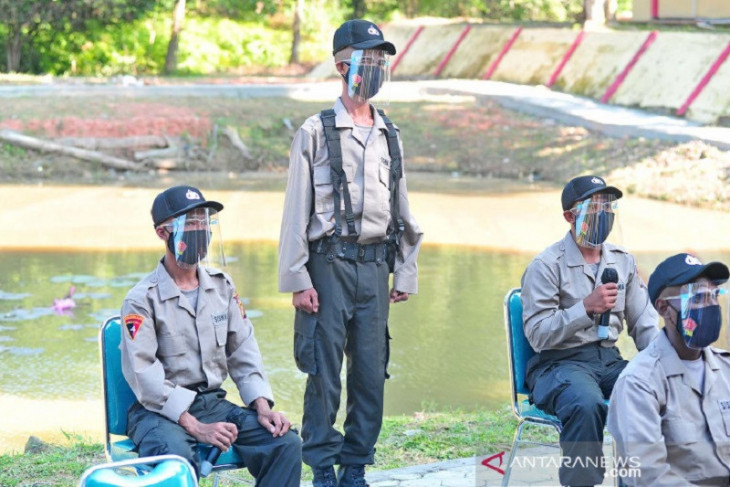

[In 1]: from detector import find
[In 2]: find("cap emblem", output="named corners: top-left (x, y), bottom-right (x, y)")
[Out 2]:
top-left (685, 255), bottom-right (703, 266)
top-left (591, 177), bottom-right (603, 185)
top-left (186, 189), bottom-right (201, 200)
top-left (368, 26), bottom-right (379, 36)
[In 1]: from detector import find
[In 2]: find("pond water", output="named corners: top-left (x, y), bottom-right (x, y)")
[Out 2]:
top-left (2, 244), bottom-right (730, 453)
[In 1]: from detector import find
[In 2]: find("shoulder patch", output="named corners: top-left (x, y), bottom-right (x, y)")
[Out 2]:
top-left (233, 293), bottom-right (247, 319)
top-left (123, 314), bottom-right (144, 340)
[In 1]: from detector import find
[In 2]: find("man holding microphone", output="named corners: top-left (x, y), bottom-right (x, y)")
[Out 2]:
top-left (521, 175), bottom-right (659, 486)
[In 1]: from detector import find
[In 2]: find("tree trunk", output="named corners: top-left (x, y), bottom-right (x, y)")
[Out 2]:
top-left (604, 0), bottom-right (618, 21)
top-left (6, 27), bottom-right (22, 73)
top-left (290, 0), bottom-right (303, 64)
top-left (584, 0), bottom-right (607, 24)
top-left (164, 0), bottom-right (186, 75)
top-left (351, 0), bottom-right (366, 18)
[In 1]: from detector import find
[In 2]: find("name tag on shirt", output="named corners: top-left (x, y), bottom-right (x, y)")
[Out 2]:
top-left (212, 312), bottom-right (227, 325)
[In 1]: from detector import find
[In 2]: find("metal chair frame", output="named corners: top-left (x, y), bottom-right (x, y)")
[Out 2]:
top-left (502, 287), bottom-right (562, 486)
top-left (503, 288), bottom-right (617, 487)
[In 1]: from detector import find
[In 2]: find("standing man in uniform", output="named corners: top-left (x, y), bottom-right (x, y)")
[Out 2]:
top-left (521, 175), bottom-right (658, 486)
top-left (608, 253), bottom-right (730, 486)
top-left (278, 19), bottom-right (423, 487)
top-left (121, 185), bottom-right (301, 485)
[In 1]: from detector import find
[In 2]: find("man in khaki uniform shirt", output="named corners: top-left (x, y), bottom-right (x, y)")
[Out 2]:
top-left (608, 253), bottom-right (730, 486)
top-left (279, 19), bottom-right (422, 487)
top-left (122, 185), bottom-right (301, 485)
top-left (521, 175), bottom-right (658, 486)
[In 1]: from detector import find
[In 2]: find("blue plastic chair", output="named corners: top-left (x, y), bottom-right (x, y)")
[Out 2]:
top-left (504, 289), bottom-right (617, 487)
top-left (502, 288), bottom-right (562, 486)
top-left (99, 316), bottom-right (247, 486)
top-left (79, 454), bottom-right (198, 487)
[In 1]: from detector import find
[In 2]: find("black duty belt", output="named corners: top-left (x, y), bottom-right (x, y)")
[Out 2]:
top-left (310, 238), bottom-right (388, 265)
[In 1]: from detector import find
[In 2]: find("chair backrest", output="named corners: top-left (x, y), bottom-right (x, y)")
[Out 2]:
top-left (503, 288), bottom-right (537, 398)
top-left (100, 315), bottom-right (137, 439)
top-left (79, 454), bottom-right (198, 487)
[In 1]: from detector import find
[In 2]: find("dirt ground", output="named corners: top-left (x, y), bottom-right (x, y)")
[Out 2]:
top-left (0, 77), bottom-right (729, 250)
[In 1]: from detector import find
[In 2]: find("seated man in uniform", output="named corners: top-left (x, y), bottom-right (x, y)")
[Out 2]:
top-left (521, 175), bottom-right (658, 486)
top-left (608, 253), bottom-right (730, 486)
top-left (121, 185), bottom-right (301, 486)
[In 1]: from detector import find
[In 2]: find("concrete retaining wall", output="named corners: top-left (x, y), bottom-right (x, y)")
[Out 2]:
top-left (310, 22), bottom-right (730, 124)
top-left (633, 0), bottom-right (730, 21)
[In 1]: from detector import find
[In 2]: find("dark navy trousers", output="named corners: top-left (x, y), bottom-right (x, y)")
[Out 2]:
top-left (294, 251), bottom-right (391, 469)
top-left (127, 389), bottom-right (302, 486)
top-left (525, 343), bottom-right (627, 487)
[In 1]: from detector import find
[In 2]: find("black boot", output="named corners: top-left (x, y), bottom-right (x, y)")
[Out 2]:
top-left (338, 465), bottom-right (369, 487)
top-left (312, 466), bottom-right (337, 487)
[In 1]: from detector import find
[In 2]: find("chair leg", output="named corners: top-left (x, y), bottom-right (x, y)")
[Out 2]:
top-left (212, 473), bottom-right (220, 487)
top-left (502, 420), bottom-right (527, 487)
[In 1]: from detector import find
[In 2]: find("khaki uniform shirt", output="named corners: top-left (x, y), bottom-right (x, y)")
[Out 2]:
top-left (278, 98), bottom-right (423, 294)
top-left (521, 232), bottom-right (658, 353)
top-left (121, 261), bottom-right (273, 423)
top-left (608, 331), bottom-right (730, 486)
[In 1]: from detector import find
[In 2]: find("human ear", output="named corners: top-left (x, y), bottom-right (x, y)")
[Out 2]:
top-left (563, 210), bottom-right (575, 224)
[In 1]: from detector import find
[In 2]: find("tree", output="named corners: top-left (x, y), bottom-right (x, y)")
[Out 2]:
top-left (584, 0), bottom-right (608, 24)
top-left (0, 0), bottom-right (155, 73)
top-left (164, 0), bottom-right (186, 74)
top-left (289, 0), bottom-right (303, 64)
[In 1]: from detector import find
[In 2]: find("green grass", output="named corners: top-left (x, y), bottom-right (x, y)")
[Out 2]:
top-left (0, 407), bottom-right (552, 486)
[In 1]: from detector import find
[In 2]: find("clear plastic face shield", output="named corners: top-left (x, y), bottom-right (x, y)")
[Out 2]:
top-left (343, 49), bottom-right (391, 104)
top-left (159, 208), bottom-right (225, 270)
top-left (662, 279), bottom-right (729, 349)
top-left (568, 193), bottom-right (622, 249)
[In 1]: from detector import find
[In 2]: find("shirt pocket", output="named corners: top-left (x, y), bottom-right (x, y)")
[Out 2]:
top-left (614, 281), bottom-right (626, 311)
top-left (214, 324), bottom-right (228, 347)
top-left (719, 401), bottom-right (730, 436)
top-left (662, 418), bottom-right (700, 445)
top-left (313, 165), bottom-right (334, 214)
top-left (157, 334), bottom-right (185, 357)
top-left (293, 310), bottom-right (318, 375)
top-left (378, 162), bottom-right (392, 212)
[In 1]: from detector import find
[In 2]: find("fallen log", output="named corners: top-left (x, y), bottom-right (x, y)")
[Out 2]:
top-left (134, 146), bottom-right (179, 161)
top-left (54, 135), bottom-right (170, 151)
top-left (0, 130), bottom-right (142, 172)
top-left (222, 126), bottom-right (253, 160)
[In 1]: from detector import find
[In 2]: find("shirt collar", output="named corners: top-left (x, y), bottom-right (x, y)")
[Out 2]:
top-left (333, 98), bottom-right (387, 133)
top-left (155, 259), bottom-right (215, 300)
top-left (562, 231), bottom-right (615, 267)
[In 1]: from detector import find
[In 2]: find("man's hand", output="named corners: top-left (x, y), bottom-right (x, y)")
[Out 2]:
top-left (583, 283), bottom-right (618, 316)
top-left (179, 411), bottom-right (237, 451)
top-left (390, 288), bottom-right (409, 304)
top-left (293, 288), bottom-right (319, 314)
top-left (252, 397), bottom-right (291, 437)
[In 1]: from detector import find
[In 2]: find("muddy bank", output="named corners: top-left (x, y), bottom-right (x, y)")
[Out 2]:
top-left (3, 181), bottom-right (730, 253)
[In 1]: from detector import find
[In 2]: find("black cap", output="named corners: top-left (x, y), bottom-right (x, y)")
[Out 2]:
top-left (151, 185), bottom-right (223, 227)
top-left (561, 175), bottom-right (623, 211)
top-left (333, 20), bottom-right (396, 56)
top-left (648, 253), bottom-right (730, 304)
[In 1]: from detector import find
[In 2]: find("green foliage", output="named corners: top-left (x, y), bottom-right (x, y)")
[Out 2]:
top-left (0, 408), bottom-right (523, 485)
top-left (0, 438), bottom-right (104, 487)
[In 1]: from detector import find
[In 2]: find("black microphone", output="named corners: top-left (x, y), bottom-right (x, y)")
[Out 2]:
top-left (200, 445), bottom-right (222, 477)
top-left (597, 268), bottom-right (619, 339)
top-left (199, 407), bottom-right (246, 477)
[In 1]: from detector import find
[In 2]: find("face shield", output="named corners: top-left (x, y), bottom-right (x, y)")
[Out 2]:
top-left (344, 49), bottom-right (391, 104)
top-left (161, 208), bottom-right (225, 270)
top-left (663, 279), bottom-right (729, 349)
top-left (570, 193), bottom-right (622, 249)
